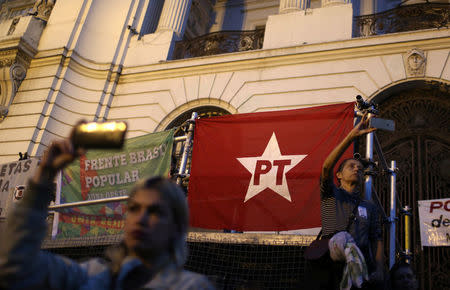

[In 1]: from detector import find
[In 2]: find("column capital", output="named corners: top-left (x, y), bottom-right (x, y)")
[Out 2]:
top-left (157, 0), bottom-right (192, 38)
top-left (279, 0), bottom-right (310, 14)
top-left (321, 0), bottom-right (350, 8)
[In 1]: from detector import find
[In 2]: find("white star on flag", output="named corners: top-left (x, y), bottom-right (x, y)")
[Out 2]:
top-left (237, 132), bottom-right (307, 202)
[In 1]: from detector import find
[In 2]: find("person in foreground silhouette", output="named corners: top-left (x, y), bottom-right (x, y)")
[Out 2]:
top-left (0, 132), bottom-right (214, 290)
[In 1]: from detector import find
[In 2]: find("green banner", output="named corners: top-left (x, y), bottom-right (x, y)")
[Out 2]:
top-left (57, 129), bottom-right (175, 238)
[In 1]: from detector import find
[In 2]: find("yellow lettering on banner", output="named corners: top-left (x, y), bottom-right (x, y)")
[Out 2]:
top-left (101, 220), bottom-right (106, 226)
top-left (71, 217), bottom-right (76, 223)
top-left (107, 220), bottom-right (112, 227)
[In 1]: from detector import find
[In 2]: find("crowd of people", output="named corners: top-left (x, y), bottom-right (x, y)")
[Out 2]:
top-left (0, 116), bottom-right (419, 289)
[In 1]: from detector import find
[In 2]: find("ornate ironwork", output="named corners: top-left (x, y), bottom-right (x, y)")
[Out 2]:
top-left (354, 3), bottom-right (450, 37)
top-left (373, 81), bottom-right (450, 290)
top-left (173, 28), bottom-right (265, 59)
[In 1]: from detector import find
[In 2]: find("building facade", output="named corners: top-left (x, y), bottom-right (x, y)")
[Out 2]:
top-left (0, 0), bottom-right (448, 288)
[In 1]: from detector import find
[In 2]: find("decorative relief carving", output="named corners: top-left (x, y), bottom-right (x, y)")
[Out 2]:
top-left (0, 0), bottom-right (35, 22)
top-left (7, 17), bottom-right (20, 35)
top-left (404, 48), bottom-right (426, 77)
top-left (0, 49), bottom-right (30, 120)
top-left (11, 62), bottom-right (26, 93)
top-left (184, 0), bottom-right (213, 40)
top-left (29, 0), bottom-right (56, 22)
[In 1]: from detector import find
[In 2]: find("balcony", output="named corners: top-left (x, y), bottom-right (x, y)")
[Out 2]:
top-left (354, 3), bottom-right (449, 37)
top-left (173, 28), bottom-right (265, 60)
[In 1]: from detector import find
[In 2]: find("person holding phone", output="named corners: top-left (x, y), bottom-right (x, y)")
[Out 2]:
top-left (308, 113), bottom-right (385, 289)
top-left (0, 127), bottom-right (214, 289)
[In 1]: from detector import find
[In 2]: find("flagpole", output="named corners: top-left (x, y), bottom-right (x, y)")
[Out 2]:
top-left (356, 95), bottom-right (376, 201)
top-left (51, 170), bottom-right (62, 238)
top-left (48, 196), bottom-right (128, 211)
top-left (176, 112), bottom-right (197, 186)
top-left (364, 128), bottom-right (374, 200)
top-left (389, 160), bottom-right (397, 269)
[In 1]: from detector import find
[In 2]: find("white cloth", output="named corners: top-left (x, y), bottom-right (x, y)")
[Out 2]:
top-left (329, 231), bottom-right (369, 290)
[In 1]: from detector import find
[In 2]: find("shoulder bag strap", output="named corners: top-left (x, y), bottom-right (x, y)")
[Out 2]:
top-left (345, 198), bottom-right (362, 232)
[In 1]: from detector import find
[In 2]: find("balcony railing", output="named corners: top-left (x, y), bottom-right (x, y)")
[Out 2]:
top-left (354, 3), bottom-right (449, 37)
top-left (173, 28), bottom-right (265, 60)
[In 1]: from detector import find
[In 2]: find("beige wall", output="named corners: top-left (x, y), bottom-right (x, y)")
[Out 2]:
top-left (0, 0), bottom-right (448, 164)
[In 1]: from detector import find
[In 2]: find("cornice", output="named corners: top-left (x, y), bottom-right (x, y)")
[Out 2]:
top-left (27, 28), bottom-right (450, 84)
top-left (0, 37), bottom-right (21, 50)
top-left (32, 49), bottom-right (119, 80)
top-left (0, 36), bottom-right (37, 68)
top-left (119, 29), bottom-right (450, 83)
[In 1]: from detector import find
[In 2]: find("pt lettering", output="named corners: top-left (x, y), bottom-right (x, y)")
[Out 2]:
top-left (254, 159), bottom-right (291, 186)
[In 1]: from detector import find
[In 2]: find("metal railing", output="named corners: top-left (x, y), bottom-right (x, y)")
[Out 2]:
top-left (173, 28), bottom-right (265, 60)
top-left (354, 3), bottom-right (449, 37)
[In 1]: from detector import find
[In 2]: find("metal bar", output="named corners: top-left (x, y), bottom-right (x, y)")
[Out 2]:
top-left (403, 205), bottom-right (412, 264)
top-left (373, 134), bottom-right (390, 172)
top-left (51, 171), bottom-right (62, 238)
top-left (48, 196), bottom-right (128, 210)
top-left (174, 135), bottom-right (187, 142)
top-left (389, 160), bottom-right (397, 269)
top-left (364, 114), bottom-right (374, 200)
top-left (177, 112), bottom-right (197, 186)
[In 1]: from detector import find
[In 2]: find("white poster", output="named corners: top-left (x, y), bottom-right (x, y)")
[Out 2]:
top-left (418, 198), bottom-right (450, 247)
top-left (0, 159), bottom-right (39, 218)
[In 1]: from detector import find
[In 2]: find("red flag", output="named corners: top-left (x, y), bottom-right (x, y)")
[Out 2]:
top-left (188, 102), bottom-right (354, 231)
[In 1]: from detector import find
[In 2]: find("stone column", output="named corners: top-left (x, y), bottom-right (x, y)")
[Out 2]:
top-left (279, 0), bottom-right (310, 14)
top-left (156, 0), bottom-right (192, 38)
top-left (321, 0), bottom-right (350, 8)
top-left (141, 0), bottom-right (165, 35)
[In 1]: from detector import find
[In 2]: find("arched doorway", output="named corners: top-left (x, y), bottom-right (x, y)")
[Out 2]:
top-left (373, 80), bottom-right (449, 290)
top-left (165, 105), bottom-right (232, 188)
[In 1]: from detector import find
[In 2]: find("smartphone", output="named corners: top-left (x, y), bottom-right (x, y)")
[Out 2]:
top-left (72, 121), bottom-right (127, 149)
top-left (369, 117), bottom-right (395, 132)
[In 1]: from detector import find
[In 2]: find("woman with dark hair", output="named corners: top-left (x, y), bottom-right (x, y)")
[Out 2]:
top-left (0, 136), bottom-right (214, 289)
top-left (308, 113), bottom-right (385, 289)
